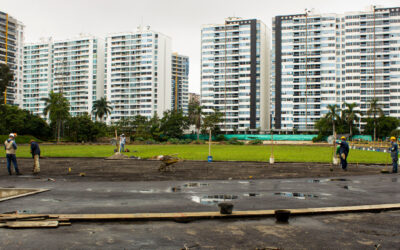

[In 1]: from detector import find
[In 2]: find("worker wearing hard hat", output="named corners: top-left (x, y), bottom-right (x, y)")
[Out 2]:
top-left (4, 133), bottom-right (21, 175)
top-left (389, 136), bottom-right (398, 174)
top-left (336, 136), bottom-right (350, 171)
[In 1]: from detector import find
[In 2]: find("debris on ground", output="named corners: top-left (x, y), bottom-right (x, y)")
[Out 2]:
top-left (47, 178), bottom-right (55, 182)
top-left (158, 155), bottom-right (180, 172)
top-left (105, 153), bottom-right (130, 160)
top-left (79, 173), bottom-right (86, 177)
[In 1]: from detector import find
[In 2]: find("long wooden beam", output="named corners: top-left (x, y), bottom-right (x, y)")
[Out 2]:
top-left (1, 203), bottom-right (400, 222)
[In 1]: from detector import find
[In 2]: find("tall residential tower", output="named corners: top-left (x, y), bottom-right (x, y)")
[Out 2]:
top-left (1, 11), bottom-right (24, 106)
top-left (171, 52), bottom-right (189, 114)
top-left (201, 17), bottom-right (271, 133)
top-left (272, 6), bottom-right (400, 131)
top-left (104, 26), bottom-right (172, 123)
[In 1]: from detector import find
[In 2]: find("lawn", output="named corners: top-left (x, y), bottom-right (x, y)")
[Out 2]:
top-left (5, 144), bottom-right (392, 164)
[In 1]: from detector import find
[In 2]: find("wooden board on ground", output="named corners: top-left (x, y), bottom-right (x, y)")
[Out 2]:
top-left (5, 220), bottom-right (59, 228)
top-left (1, 203), bottom-right (399, 222)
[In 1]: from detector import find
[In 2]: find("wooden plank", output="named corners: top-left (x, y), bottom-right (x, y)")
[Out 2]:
top-left (0, 189), bottom-right (49, 202)
top-left (5, 221), bottom-right (59, 228)
top-left (1, 203), bottom-right (399, 222)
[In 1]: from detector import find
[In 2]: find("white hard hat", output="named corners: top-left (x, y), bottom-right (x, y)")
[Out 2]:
top-left (9, 133), bottom-right (15, 137)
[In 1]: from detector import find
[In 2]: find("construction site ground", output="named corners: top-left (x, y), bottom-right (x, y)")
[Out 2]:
top-left (1, 158), bottom-right (399, 249)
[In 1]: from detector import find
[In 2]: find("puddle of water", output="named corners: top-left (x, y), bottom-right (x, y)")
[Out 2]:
top-left (191, 194), bottom-right (238, 205)
top-left (182, 183), bottom-right (209, 188)
top-left (308, 178), bottom-right (351, 183)
top-left (343, 186), bottom-right (365, 192)
top-left (274, 192), bottom-right (318, 199)
top-left (41, 198), bottom-right (61, 202)
top-left (244, 193), bottom-right (260, 197)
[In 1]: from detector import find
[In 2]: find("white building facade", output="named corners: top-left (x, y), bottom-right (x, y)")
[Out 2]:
top-left (171, 53), bottom-right (189, 114)
top-left (272, 6), bottom-right (400, 131)
top-left (23, 39), bottom-right (53, 119)
top-left (201, 17), bottom-right (271, 133)
top-left (104, 27), bottom-right (172, 123)
top-left (0, 11), bottom-right (24, 106)
top-left (22, 35), bottom-right (104, 119)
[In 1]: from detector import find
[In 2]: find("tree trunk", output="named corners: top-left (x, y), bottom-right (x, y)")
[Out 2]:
top-left (196, 128), bottom-right (200, 141)
top-left (374, 114), bottom-right (376, 142)
top-left (57, 120), bottom-right (61, 143)
top-left (350, 122), bottom-right (353, 137)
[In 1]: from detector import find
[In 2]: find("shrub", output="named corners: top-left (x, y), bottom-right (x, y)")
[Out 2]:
top-left (135, 137), bottom-right (145, 142)
top-left (168, 138), bottom-right (180, 144)
top-left (248, 139), bottom-right (263, 145)
top-left (227, 137), bottom-right (244, 145)
top-left (193, 139), bottom-right (205, 144)
top-left (215, 134), bottom-right (226, 141)
top-left (312, 134), bottom-right (326, 143)
top-left (145, 139), bottom-right (157, 144)
top-left (184, 138), bottom-right (193, 144)
top-left (0, 135), bottom-right (42, 144)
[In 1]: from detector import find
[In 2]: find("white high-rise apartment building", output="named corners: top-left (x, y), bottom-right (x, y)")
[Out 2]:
top-left (104, 27), bottom-right (172, 123)
top-left (53, 36), bottom-right (104, 117)
top-left (201, 17), bottom-right (271, 133)
top-left (272, 6), bottom-right (400, 131)
top-left (23, 39), bottom-right (53, 119)
top-left (1, 11), bottom-right (24, 106)
top-left (23, 35), bottom-right (104, 119)
top-left (171, 53), bottom-right (189, 114)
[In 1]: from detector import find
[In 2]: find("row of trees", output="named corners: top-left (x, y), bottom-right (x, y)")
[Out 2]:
top-left (316, 98), bottom-right (399, 140)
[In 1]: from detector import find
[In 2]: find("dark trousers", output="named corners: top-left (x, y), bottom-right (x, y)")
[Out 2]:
top-left (392, 157), bottom-right (398, 173)
top-left (340, 155), bottom-right (347, 170)
top-left (6, 154), bottom-right (19, 174)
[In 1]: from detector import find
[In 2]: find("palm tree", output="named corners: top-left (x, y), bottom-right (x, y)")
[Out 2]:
top-left (0, 63), bottom-right (13, 103)
top-left (92, 97), bottom-right (113, 122)
top-left (325, 104), bottom-right (341, 138)
top-left (367, 98), bottom-right (384, 142)
top-left (188, 101), bottom-right (204, 140)
top-left (343, 102), bottom-right (362, 137)
top-left (42, 91), bottom-right (70, 143)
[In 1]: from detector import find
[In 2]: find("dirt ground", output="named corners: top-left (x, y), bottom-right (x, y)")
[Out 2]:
top-left (0, 157), bottom-right (387, 181)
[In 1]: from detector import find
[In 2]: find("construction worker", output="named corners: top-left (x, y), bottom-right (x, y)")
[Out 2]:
top-left (30, 139), bottom-right (41, 174)
top-left (4, 133), bottom-right (21, 175)
top-left (337, 136), bottom-right (350, 171)
top-left (389, 136), bottom-right (398, 174)
top-left (119, 134), bottom-right (126, 153)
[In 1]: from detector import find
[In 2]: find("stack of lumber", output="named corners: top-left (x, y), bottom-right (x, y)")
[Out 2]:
top-left (0, 214), bottom-right (70, 229)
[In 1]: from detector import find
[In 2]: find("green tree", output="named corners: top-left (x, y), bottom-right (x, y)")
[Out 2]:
top-left (343, 102), bottom-right (362, 137)
top-left (325, 104), bottom-right (341, 138)
top-left (159, 110), bottom-right (189, 140)
top-left (42, 91), bottom-right (70, 142)
top-left (202, 109), bottom-right (223, 135)
top-left (367, 98), bottom-right (384, 141)
top-left (0, 104), bottom-right (51, 139)
top-left (92, 97), bottom-right (113, 122)
top-left (0, 64), bottom-right (13, 103)
top-left (364, 116), bottom-right (399, 139)
top-left (65, 113), bottom-right (106, 142)
top-left (188, 100), bottom-right (204, 140)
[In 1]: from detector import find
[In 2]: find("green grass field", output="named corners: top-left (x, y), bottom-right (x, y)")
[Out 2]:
top-left (6, 144), bottom-right (392, 164)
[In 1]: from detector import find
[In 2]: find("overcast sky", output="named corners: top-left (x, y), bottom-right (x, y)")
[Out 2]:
top-left (2, 0), bottom-right (400, 93)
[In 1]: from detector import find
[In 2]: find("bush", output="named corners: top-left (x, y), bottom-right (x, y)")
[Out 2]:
top-left (145, 139), bottom-right (157, 144)
top-left (215, 134), bottom-right (226, 141)
top-left (183, 138), bottom-right (192, 144)
top-left (193, 139), bottom-right (205, 144)
top-left (135, 137), bottom-right (145, 142)
top-left (248, 139), bottom-right (263, 145)
top-left (312, 134), bottom-right (326, 143)
top-left (227, 137), bottom-right (244, 145)
top-left (168, 138), bottom-right (180, 144)
top-left (0, 135), bottom-right (42, 144)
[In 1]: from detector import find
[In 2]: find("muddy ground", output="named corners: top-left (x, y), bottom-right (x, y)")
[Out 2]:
top-left (0, 157), bottom-right (388, 181)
